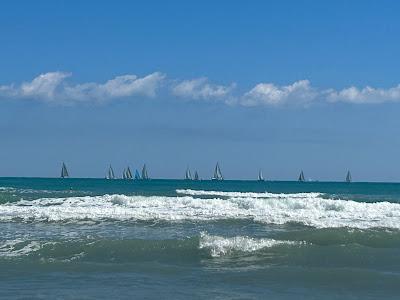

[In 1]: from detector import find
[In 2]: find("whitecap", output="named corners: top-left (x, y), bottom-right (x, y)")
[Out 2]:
top-left (199, 232), bottom-right (304, 257)
top-left (0, 192), bottom-right (400, 229)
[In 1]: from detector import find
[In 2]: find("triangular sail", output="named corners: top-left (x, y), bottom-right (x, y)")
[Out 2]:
top-left (212, 163), bottom-right (223, 180)
top-left (258, 169), bottom-right (264, 181)
top-left (135, 169), bottom-right (141, 180)
top-left (298, 171), bottom-right (305, 182)
top-left (141, 164), bottom-right (149, 180)
top-left (127, 167), bottom-right (133, 179)
top-left (346, 171), bottom-right (352, 183)
top-left (194, 171), bottom-right (199, 181)
top-left (123, 169), bottom-right (127, 179)
top-left (61, 162), bottom-right (69, 178)
top-left (185, 167), bottom-right (192, 180)
top-left (106, 165), bottom-right (115, 179)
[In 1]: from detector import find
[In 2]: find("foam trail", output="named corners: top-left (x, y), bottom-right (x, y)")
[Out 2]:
top-left (0, 239), bottom-right (42, 258)
top-left (199, 232), bottom-right (304, 257)
top-left (1, 192), bottom-right (400, 229)
top-left (176, 189), bottom-right (322, 199)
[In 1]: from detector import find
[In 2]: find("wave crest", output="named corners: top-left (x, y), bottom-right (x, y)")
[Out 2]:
top-left (199, 233), bottom-right (304, 257)
top-left (1, 190), bottom-right (400, 229)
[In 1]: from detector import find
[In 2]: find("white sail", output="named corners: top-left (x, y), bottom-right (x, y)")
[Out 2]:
top-left (106, 165), bottom-right (115, 179)
top-left (212, 163), bottom-right (223, 180)
top-left (122, 169), bottom-right (127, 179)
top-left (346, 171), bottom-right (352, 183)
top-left (185, 167), bottom-right (192, 180)
top-left (127, 167), bottom-right (133, 179)
top-left (258, 169), bottom-right (264, 181)
top-left (61, 162), bottom-right (69, 178)
top-left (298, 171), bottom-right (305, 182)
top-left (194, 171), bottom-right (199, 181)
top-left (141, 164), bottom-right (149, 180)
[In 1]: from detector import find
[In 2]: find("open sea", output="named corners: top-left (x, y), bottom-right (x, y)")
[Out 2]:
top-left (1, 177), bottom-right (400, 299)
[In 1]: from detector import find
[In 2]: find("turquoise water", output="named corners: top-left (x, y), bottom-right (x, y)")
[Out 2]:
top-left (1, 178), bottom-right (400, 299)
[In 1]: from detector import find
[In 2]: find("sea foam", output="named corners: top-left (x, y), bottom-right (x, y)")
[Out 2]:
top-left (0, 190), bottom-right (400, 229)
top-left (199, 232), bottom-right (303, 257)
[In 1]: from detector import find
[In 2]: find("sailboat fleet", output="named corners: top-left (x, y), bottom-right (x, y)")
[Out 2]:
top-left (59, 162), bottom-right (353, 182)
top-left (184, 167), bottom-right (200, 181)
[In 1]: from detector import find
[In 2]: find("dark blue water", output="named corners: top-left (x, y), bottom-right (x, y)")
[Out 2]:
top-left (1, 178), bottom-right (400, 299)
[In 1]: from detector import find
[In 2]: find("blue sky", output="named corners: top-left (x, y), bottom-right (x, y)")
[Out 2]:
top-left (1, 0), bottom-right (400, 181)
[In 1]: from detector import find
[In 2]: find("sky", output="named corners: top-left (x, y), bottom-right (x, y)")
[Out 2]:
top-left (1, 0), bottom-right (400, 181)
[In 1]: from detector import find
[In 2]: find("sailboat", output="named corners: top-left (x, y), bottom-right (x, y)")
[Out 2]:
top-left (194, 171), bottom-right (199, 181)
top-left (258, 169), bottom-right (265, 182)
top-left (106, 165), bottom-right (115, 179)
top-left (122, 169), bottom-right (127, 179)
top-left (134, 169), bottom-right (141, 180)
top-left (346, 170), bottom-right (352, 183)
top-left (141, 164), bottom-right (149, 180)
top-left (60, 162), bottom-right (69, 178)
top-left (126, 167), bottom-right (133, 180)
top-left (298, 170), bottom-right (305, 182)
top-left (185, 167), bottom-right (192, 180)
top-left (212, 163), bottom-right (224, 181)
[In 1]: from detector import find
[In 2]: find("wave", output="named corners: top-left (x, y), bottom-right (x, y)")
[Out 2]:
top-left (176, 189), bottom-right (322, 199)
top-left (1, 191), bottom-right (400, 229)
top-left (0, 186), bottom-right (89, 195)
top-left (0, 187), bottom-right (16, 192)
top-left (0, 233), bottom-right (305, 261)
top-left (0, 239), bottom-right (45, 258)
top-left (199, 233), bottom-right (305, 257)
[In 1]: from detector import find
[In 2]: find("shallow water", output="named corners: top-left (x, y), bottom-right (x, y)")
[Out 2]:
top-left (1, 178), bottom-right (400, 299)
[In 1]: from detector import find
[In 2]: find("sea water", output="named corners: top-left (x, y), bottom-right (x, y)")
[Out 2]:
top-left (1, 178), bottom-right (400, 299)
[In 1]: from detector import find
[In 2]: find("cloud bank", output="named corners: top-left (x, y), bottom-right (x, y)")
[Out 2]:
top-left (0, 71), bottom-right (165, 104)
top-left (1, 71), bottom-right (400, 106)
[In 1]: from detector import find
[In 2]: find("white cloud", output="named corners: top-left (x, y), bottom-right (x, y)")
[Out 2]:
top-left (172, 77), bottom-right (235, 101)
top-left (242, 80), bottom-right (317, 106)
top-left (20, 72), bottom-right (71, 100)
top-left (0, 71), bottom-right (165, 103)
top-left (3, 72), bottom-right (400, 107)
top-left (327, 85), bottom-right (400, 104)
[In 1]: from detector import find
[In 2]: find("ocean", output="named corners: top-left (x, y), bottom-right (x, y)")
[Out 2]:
top-left (1, 177), bottom-right (400, 299)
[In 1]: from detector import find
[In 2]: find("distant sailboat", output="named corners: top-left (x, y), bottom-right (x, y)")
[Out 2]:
top-left (106, 165), bottom-right (115, 180)
top-left (212, 163), bottom-right (224, 181)
top-left (258, 169), bottom-right (265, 181)
top-left (60, 162), bottom-right (69, 178)
top-left (185, 167), bottom-right (192, 180)
top-left (122, 169), bottom-right (127, 179)
top-left (346, 170), bottom-right (352, 183)
top-left (298, 170), bottom-right (305, 182)
top-left (194, 171), bottom-right (199, 181)
top-left (134, 169), bottom-right (141, 180)
top-left (141, 164), bottom-right (149, 180)
top-left (126, 166), bottom-right (133, 180)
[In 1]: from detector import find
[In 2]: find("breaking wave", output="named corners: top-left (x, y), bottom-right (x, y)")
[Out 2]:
top-left (0, 190), bottom-right (400, 229)
top-left (199, 233), bottom-right (305, 257)
top-left (176, 189), bottom-right (322, 199)
top-left (0, 233), bottom-right (305, 261)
